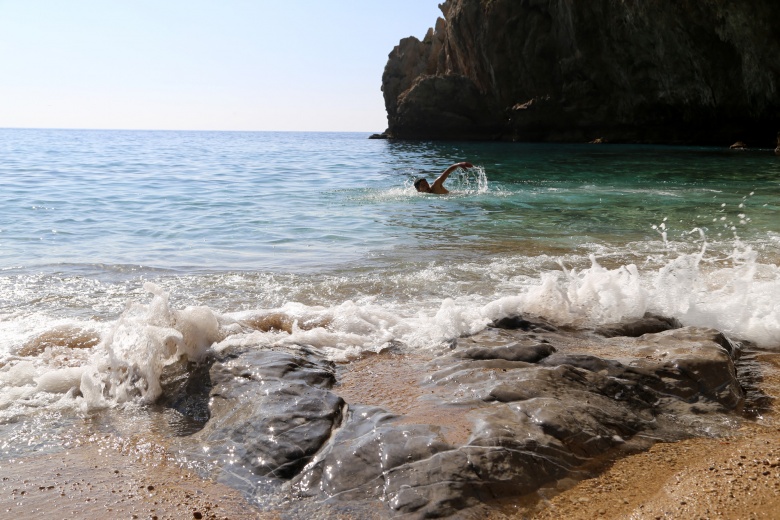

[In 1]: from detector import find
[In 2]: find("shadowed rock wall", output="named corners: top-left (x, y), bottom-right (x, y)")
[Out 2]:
top-left (381, 0), bottom-right (780, 145)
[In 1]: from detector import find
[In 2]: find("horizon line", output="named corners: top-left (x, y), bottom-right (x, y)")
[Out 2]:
top-left (0, 126), bottom-right (386, 134)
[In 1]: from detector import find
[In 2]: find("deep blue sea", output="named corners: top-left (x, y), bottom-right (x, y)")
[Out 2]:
top-left (0, 128), bottom-right (779, 448)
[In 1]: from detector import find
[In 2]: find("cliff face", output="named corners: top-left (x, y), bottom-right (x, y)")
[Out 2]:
top-left (381, 0), bottom-right (780, 144)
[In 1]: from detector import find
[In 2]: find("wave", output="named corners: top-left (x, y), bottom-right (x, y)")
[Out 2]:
top-left (0, 238), bottom-right (778, 417)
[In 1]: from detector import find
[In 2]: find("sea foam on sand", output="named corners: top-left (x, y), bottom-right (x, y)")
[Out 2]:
top-left (1, 239), bottom-right (778, 416)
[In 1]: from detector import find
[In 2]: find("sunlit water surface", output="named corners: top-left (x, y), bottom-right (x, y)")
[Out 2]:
top-left (1, 128), bottom-right (779, 468)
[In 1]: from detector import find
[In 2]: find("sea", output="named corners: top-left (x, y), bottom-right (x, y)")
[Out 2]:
top-left (1, 128), bottom-right (779, 474)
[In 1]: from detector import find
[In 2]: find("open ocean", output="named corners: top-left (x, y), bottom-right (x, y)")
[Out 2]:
top-left (1, 128), bottom-right (779, 479)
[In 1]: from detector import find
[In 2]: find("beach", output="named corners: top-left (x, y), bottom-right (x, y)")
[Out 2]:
top-left (4, 0), bottom-right (780, 515)
top-left (1, 351), bottom-right (777, 519)
top-left (0, 443), bottom-right (263, 520)
top-left (1, 130), bottom-right (779, 517)
top-left (526, 350), bottom-right (780, 520)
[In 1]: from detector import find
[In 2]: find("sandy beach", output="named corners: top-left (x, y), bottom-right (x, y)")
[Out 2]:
top-left (521, 351), bottom-right (780, 520)
top-left (527, 420), bottom-right (780, 520)
top-left (0, 436), bottom-right (270, 520)
top-left (1, 351), bottom-right (777, 519)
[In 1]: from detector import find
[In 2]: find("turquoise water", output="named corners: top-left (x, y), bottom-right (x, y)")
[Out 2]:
top-left (0, 129), bottom-right (779, 423)
top-left (4, 129), bottom-right (778, 273)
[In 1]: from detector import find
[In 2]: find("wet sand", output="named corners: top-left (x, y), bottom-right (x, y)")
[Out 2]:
top-left (0, 438), bottom-right (269, 520)
top-left (334, 351), bottom-right (476, 446)
top-left (520, 351), bottom-right (780, 519)
top-left (2, 351), bottom-right (778, 519)
top-left (526, 420), bottom-right (780, 519)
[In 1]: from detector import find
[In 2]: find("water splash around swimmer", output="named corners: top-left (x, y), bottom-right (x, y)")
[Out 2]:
top-left (448, 165), bottom-right (489, 194)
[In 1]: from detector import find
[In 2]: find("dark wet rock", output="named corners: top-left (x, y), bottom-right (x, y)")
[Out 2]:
top-left (291, 325), bottom-right (746, 517)
top-left (710, 330), bottom-right (743, 357)
top-left (381, 0), bottom-right (780, 145)
top-left (293, 328), bottom-right (744, 517)
top-left (292, 406), bottom-right (451, 502)
top-left (157, 359), bottom-right (214, 434)
top-left (630, 327), bottom-right (744, 409)
top-left (455, 342), bottom-right (556, 363)
top-left (293, 404), bottom-right (576, 517)
top-left (595, 313), bottom-right (682, 338)
top-left (168, 323), bottom-right (751, 518)
top-left (491, 315), bottom-right (557, 332)
top-left (173, 347), bottom-right (345, 492)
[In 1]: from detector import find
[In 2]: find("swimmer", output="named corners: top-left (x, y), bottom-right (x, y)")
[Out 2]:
top-left (414, 162), bottom-right (474, 194)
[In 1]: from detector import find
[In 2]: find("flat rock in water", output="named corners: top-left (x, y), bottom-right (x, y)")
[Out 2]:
top-left (454, 341), bottom-right (556, 363)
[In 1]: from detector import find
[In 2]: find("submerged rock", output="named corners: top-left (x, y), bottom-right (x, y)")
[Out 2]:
top-left (166, 318), bottom-right (752, 517)
top-left (381, 0), bottom-right (780, 145)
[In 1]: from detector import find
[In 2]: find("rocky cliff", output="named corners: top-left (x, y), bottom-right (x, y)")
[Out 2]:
top-left (381, 0), bottom-right (780, 145)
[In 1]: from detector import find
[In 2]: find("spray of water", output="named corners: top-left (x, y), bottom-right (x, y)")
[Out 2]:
top-left (79, 283), bottom-right (221, 409)
top-left (449, 165), bottom-right (489, 194)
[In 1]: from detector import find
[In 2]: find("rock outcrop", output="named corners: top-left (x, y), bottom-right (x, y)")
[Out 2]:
top-left (381, 0), bottom-right (780, 145)
top-left (165, 316), bottom-right (758, 518)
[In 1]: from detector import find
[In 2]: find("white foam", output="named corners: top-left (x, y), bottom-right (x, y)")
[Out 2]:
top-left (0, 360), bottom-right (37, 387)
top-left (651, 249), bottom-right (780, 347)
top-left (80, 282), bottom-right (222, 409)
top-left (1, 237), bottom-right (778, 418)
top-left (216, 244), bottom-right (780, 354)
top-left (481, 247), bottom-right (780, 349)
top-left (35, 367), bottom-right (85, 394)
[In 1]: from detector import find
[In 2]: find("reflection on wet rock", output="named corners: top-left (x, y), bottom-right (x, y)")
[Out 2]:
top-left (170, 347), bottom-right (344, 494)
top-left (167, 316), bottom-right (753, 517)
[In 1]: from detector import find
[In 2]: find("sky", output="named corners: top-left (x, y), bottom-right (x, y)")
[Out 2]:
top-left (0, 1), bottom-right (443, 132)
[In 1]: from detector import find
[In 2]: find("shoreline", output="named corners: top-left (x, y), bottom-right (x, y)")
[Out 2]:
top-left (1, 351), bottom-right (777, 519)
top-left (0, 438), bottom-right (269, 520)
top-left (528, 420), bottom-right (780, 519)
top-left (519, 350), bottom-right (780, 519)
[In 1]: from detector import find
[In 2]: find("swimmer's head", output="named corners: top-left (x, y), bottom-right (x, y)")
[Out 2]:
top-left (414, 178), bottom-right (430, 192)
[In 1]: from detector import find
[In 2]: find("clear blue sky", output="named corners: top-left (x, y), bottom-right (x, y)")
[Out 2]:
top-left (0, 1), bottom-right (442, 132)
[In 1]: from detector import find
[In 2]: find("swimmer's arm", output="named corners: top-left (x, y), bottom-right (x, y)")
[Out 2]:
top-left (431, 162), bottom-right (474, 193)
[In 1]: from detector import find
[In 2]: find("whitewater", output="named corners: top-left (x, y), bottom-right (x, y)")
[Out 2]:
top-left (0, 128), bottom-right (778, 425)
